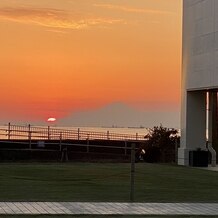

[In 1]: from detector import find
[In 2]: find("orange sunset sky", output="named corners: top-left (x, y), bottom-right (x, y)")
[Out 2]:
top-left (0, 0), bottom-right (182, 126)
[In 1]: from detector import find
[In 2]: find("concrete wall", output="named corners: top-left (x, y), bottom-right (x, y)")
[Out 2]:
top-left (179, 91), bottom-right (206, 165)
top-left (179, 0), bottom-right (218, 165)
top-left (183, 0), bottom-right (218, 90)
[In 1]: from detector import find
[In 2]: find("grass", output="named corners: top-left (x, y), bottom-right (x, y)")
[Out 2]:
top-left (0, 163), bottom-right (218, 202)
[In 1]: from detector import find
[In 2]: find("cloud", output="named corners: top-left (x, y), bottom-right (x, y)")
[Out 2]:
top-left (94, 4), bottom-right (175, 16)
top-left (0, 7), bottom-right (123, 30)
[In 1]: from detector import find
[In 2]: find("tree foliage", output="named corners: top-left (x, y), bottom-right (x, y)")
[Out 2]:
top-left (142, 125), bottom-right (179, 163)
top-left (145, 125), bottom-right (179, 149)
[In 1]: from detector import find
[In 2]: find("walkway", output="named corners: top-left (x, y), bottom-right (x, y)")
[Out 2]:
top-left (1, 202), bottom-right (218, 215)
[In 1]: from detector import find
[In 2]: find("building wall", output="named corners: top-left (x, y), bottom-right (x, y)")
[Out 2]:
top-left (179, 0), bottom-right (218, 165)
top-left (183, 0), bottom-right (218, 90)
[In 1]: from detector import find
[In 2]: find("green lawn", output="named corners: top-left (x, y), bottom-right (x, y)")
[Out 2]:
top-left (0, 163), bottom-right (218, 202)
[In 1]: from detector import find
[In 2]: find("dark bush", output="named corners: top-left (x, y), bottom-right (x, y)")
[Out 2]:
top-left (142, 125), bottom-right (179, 163)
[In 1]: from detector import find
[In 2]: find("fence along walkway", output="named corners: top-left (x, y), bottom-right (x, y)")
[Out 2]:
top-left (0, 123), bottom-right (145, 141)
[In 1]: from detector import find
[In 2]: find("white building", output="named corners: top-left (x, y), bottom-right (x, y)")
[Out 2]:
top-left (179, 0), bottom-right (218, 165)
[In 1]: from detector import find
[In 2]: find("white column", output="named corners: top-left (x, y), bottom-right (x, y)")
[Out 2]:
top-left (178, 91), bottom-right (207, 166)
top-left (208, 91), bottom-right (217, 166)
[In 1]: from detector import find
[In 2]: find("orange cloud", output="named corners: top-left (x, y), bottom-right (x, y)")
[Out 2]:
top-left (93, 4), bottom-right (176, 16)
top-left (0, 7), bottom-right (123, 30)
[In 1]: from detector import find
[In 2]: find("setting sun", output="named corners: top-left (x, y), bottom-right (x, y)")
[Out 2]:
top-left (47, 118), bottom-right (56, 122)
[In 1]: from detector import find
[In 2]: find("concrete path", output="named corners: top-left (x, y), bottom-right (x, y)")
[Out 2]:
top-left (1, 202), bottom-right (218, 215)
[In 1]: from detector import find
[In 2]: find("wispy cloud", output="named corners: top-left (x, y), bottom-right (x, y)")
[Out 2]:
top-left (0, 7), bottom-right (123, 30)
top-left (94, 4), bottom-right (175, 16)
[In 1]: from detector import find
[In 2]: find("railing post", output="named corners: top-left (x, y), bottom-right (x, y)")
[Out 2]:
top-left (107, 130), bottom-right (110, 140)
top-left (124, 140), bottom-right (127, 156)
top-left (8, 122), bottom-right (11, 140)
top-left (78, 128), bottom-right (80, 140)
top-left (29, 133), bottom-right (32, 150)
top-left (130, 143), bottom-right (135, 202)
top-left (28, 124), bottom-right (31, 140)
top-left (175, 138), bottom-right (178, 164)
top-left (87, 138), bottom-right (89, 153)
top-left (48, 126), bottom-right (50, 140)
top-left (60, 133), bottom-right (62, 151)
top-left (28, 124), bottom-right (31, 149)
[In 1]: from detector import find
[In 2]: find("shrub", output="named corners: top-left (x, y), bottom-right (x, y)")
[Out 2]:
top-left (142, 125), bottom-right (179, 163)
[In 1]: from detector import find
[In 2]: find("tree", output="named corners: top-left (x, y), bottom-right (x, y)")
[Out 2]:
top-left (142, 125), bottom-right (179, 163)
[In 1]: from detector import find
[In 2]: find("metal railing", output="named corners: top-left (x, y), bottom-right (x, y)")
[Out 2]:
top-left (0, 123), bottom-right (146, 141)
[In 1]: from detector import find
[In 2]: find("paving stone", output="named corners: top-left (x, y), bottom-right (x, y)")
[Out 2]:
top-left (14, 202), bottom-right (31, 214)
top-left (0, 202), bottom-right (13, 214)
top-left (1, 202), bottom-right (218, 215)
top-left (21, 202), bottom-right (39, 214)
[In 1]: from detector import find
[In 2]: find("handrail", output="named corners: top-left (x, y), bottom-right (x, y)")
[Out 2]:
top-left (207, 143), bottom-right (216, 167)
top-left (0, 123), bottom-right (146, 141)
